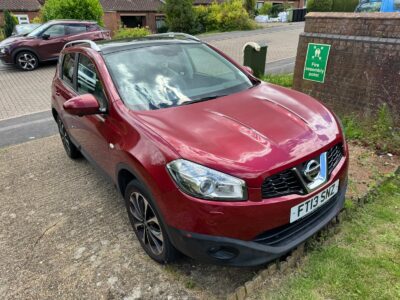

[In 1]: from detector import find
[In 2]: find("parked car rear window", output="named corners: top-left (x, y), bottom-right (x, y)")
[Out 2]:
top-left (62, 53), bottom-right (75, 86)
top-left (104, 43), bottom-right (253, 111)
top-left (66, 24), bottom-right (87, 35)
top-left (77, 55), bottom-right (107, 110)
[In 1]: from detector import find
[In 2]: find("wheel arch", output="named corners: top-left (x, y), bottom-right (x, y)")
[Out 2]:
top-left (12, 47), bottom-right (41, 63)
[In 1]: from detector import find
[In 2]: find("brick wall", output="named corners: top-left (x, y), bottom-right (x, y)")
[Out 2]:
top-left (293, 13), bottom-right (400, 122)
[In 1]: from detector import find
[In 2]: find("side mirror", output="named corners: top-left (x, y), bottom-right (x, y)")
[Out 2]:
top-left (63, 94), bottom-right (100, 116)
top-left (243, 66), bottom-right (254, 75)
top-left (42, 33), bottom-right (50, 40)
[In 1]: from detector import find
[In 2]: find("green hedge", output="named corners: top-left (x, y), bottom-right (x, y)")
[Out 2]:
top-left (307, 0), bottom-right (334, 12)
top-left (332, 0), bottom-right (359, 12)
top-left (113, 27), bottom-right (151, 39)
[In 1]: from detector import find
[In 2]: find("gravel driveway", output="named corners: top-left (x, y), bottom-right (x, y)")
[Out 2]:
top-left (0, 136), bottom-right (259, 299)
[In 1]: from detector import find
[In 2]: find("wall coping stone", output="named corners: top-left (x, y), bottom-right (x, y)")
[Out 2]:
top-left (301, 32), bottom-right (400, 44)
top-left (306, 12), bottom-right (400, 20)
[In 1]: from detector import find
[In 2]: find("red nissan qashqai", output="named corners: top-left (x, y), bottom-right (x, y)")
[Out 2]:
top-left (51, 34), bottom-right (348, 267)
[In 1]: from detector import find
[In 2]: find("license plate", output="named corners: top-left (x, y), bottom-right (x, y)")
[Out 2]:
top-left (290, 180), bottom-right (339, 223)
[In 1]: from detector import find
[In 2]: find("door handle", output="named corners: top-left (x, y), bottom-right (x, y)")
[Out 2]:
top-left (56, 91), bottom-right (61, 96)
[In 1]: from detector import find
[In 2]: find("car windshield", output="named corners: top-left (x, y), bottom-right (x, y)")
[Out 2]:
top-left (104, 43), bottom-right (254, 111)
top-left (27, 23), bottom-right (50, 37)
top-left (15, 24), bottom-right (41, 35)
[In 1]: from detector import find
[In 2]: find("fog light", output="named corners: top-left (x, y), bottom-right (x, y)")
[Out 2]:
top-left (208, 246), bottom-right (238, 261)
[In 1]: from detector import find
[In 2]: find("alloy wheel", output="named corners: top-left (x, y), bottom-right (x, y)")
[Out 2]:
top-left (17, 53), bottom-right (37, 70)
top-left (128, 192), bottom-right (164, 256)
top-left (58, 119), bottom-right (71, 155)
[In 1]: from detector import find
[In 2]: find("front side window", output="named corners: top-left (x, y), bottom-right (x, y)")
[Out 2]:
top-left (104, 43), bottom-right (254, 111)
top-left (62, 53), bottom-right (75, 86)
top-left (77, 54), bottom-right (107, 110)
top-left (43, 24), bottom-right (65, 38)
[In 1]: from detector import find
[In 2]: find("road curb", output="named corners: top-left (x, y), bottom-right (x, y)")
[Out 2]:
top-left (226, 167), bottom-right (400, 300)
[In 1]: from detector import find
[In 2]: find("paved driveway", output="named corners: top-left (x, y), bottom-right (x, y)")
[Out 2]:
top-left (0, 136), bottom-right (259, 299)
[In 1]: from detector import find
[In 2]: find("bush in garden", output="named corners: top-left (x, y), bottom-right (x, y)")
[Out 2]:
top-left (332, 0), bottom-right (359, 12)
top-left (41, 0), bottom-right (104, 25)
top-left (113, 27), bottom-right (151, 39)
top-left (243, 0), bottom-right (256, 17)
top-left (193, 5), bottom-right (210, 33)
top-left (258, 2), bottom-right (273, 15)
top-left (164, 0), bottom-right (196, 33)
top-left (206, 0), bottom-right (256, 32)
top-left (307, 0), bottom-right (334, 12)
top-left (4, 10), bottom-right (18, 37)
top-left (0, 28), bottom-right (5, 41)
top-left (31, 16), bottom-right (42, 23)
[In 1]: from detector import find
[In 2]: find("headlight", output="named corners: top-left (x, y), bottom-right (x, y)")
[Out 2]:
top-left (167, 159), bottom-right (247, 201)
top-left (0, 47), bottom-right (6, 54)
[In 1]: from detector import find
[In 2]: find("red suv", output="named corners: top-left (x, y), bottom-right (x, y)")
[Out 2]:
top-left (0, 20), bottom-right (110, 71)
top-left (51, 34), bottom-right (348, 266)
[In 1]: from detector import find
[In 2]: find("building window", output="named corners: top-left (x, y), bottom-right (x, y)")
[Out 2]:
top-left (15, 15), bottom-right (30, 24)
top-left (120, 16), bottom-right (145, 28)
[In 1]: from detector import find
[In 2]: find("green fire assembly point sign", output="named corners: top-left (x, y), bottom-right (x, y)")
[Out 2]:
top-left (303, 43), bottom-right (331, 83)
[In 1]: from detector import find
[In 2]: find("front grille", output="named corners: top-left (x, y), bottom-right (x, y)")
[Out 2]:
top-left (261, 143), bottom-right (344, 199)
top-left (261, 169), bottom-right (306, 199)
top-left (327, 144), bottom-right (343, 175)
top-left (254, 193), bottom-right (340, 246)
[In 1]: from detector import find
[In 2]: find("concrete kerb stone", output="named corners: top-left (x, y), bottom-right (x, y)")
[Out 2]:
top-left (225, 167), bottom-right (400, 300)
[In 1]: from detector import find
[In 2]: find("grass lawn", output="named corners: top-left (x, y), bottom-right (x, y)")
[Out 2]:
top-left (261, 74), bottom-right (293, 88)
top-left (259, 174), bottom-right (400, 299)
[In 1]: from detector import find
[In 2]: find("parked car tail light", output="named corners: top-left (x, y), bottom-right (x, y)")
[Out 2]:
top-left (167, 159), bottom-right (247, 201)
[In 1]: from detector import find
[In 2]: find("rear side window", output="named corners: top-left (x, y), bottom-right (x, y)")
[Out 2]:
top-left (62, 53), bottom-right (76, 86)
top-left (65, 24), bottom-right (87, 35)
top-left (87, 24), bottom-right (101, 31)
top-left (77, 54), bottom-right (107, 110)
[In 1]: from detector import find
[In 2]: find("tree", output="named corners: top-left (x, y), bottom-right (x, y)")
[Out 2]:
top-left (41, 0), bottom-right (104, 25)
top-left (4, 10), bottom-right (18, 37)
top-left (243, 0), bottom-right (256, 17)
top-left (164, 0), bottom-right (196, 33)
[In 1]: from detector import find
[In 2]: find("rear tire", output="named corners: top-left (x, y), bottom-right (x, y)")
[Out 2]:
top-left (16, 51), bottom-right (39, 71)
top-left (57, 116), bottom-right (81, 159)
top-left (124, 180), bottom-right (178, 264)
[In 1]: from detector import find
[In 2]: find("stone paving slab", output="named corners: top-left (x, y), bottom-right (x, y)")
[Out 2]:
top-left (0, 63), bottom-right (55, 120)
top-left (0, 136), bottom-right (257, 299)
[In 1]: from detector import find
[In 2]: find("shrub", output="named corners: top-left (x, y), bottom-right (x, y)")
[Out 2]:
top-left (206, 0), bottom-right (256, 32)
top-left (0, 28), bottom-right (5, 41)
top-left (193, 5), bottom-right (209, 33)
top-left (332, 0), bottom-right (359, 12)
top-left (41, 0), bottom-right (104, 25)
top-left (164, 0), bottom-right (196, 33)
top-left (243, 0), bottom-right (256, 17)
top-left (31, 16), bottom-right (42, 24)
top-left (258, 2), bottom-right (273, 15)
top-left (113, 27), bottom-right (151, 39)
top-left (4, 10), bottom-right (18, 37)
top-left (307, 0), bottom-right (333, 12)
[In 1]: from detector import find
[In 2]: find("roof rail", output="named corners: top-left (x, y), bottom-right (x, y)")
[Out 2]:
top-left (147, 32), bottom-right (200, 42)
top-left (63, 40), bottom-right (101, 51)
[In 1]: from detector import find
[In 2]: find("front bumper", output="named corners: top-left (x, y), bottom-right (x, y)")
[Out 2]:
top-left (167, 179), bottom-right (347, 267)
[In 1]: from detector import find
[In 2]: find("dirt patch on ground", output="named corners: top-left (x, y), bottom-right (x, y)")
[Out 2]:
top-left (347, 143), bottom-right (399, 199)
top-left (0, 137), bottom-right (398, 299)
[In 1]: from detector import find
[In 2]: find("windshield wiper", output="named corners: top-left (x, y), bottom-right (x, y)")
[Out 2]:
top-left (183, 95), bottom-right (227, 105)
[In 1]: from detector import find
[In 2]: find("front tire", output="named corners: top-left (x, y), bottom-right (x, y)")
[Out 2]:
top-left (16, 51), bottom-right (39, 71)
top-left (57, 116), bottom-right (81, 159)
top-left (124, 180), bottom-right (178, 263)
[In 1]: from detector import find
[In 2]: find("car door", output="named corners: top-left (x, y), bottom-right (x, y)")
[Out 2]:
top-left (38, 24), bottom-right (67, 60)
top-left (72, 53), bottom-right (120, 176)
